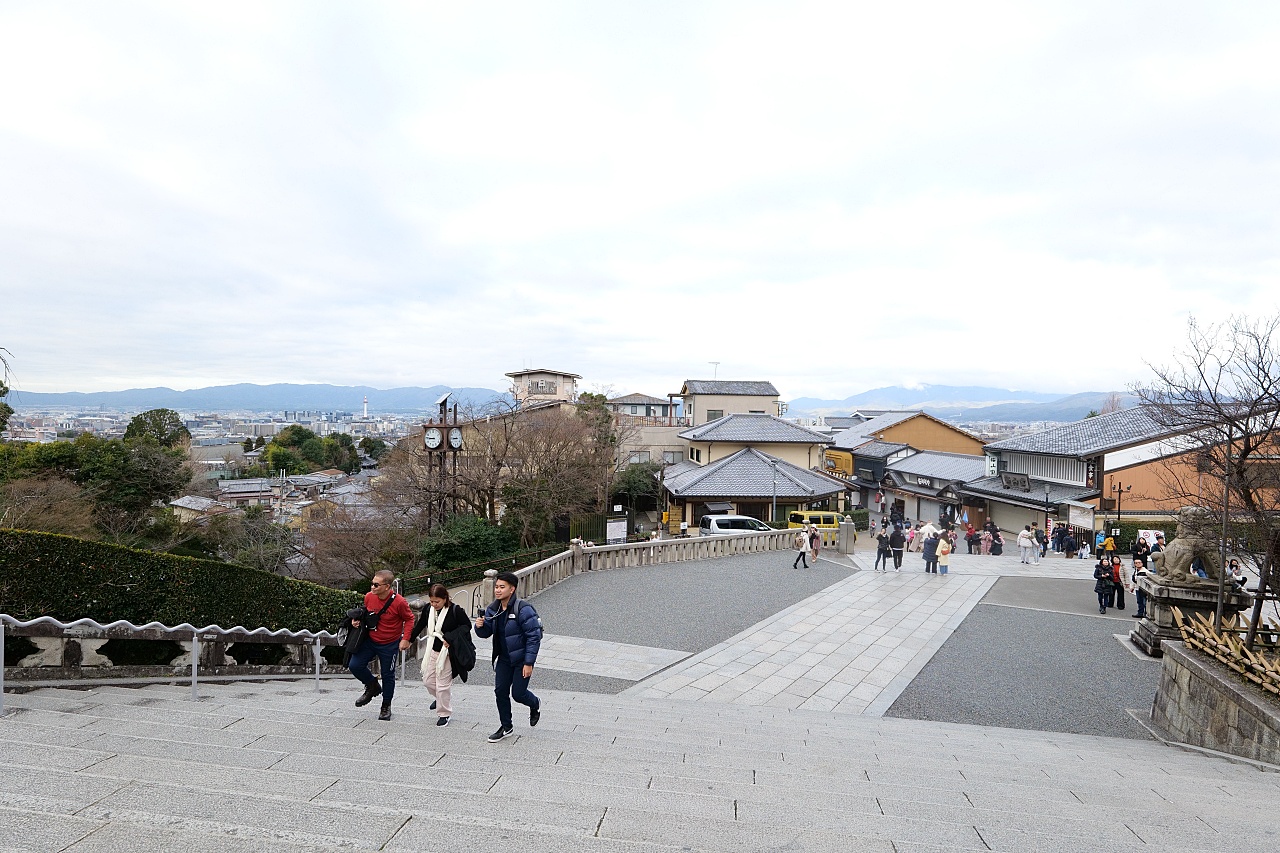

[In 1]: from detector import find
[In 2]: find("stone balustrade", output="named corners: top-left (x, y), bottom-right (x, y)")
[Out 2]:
top-left (511, 529), bottom-right (796, 599)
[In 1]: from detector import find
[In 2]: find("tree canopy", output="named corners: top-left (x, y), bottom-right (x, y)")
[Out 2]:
top-left (124, 408), bottom-right (191, 447)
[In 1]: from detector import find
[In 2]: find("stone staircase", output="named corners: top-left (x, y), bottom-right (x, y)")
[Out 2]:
top-left (2, 679), bottom-right (1279, 853)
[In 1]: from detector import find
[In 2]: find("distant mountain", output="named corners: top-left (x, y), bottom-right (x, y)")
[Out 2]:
top-left (7, 383), bottom-right (505, 414)
top-left (789, 384), bottom-right (1065, 418)
top-left (929, 391), bottom-right (1140, 424)
top-left (788, 385), bottom-right (1135, 424)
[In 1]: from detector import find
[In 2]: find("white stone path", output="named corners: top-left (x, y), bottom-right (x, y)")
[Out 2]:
top-left (535, 549), bottom-right (1103, 713)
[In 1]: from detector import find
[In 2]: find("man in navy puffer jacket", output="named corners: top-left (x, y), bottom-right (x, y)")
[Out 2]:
top-left (474, 571), bottom-right (543, 743)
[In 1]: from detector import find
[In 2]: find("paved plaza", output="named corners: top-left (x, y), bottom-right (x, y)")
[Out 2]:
top-left (6, 542), bottom-right (1277, 852)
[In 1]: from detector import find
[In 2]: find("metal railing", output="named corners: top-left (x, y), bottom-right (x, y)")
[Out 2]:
top-left (1, 614), bottom-right (337, 714)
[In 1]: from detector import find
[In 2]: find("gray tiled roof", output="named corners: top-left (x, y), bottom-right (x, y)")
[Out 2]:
top-left (959, 475), bottom-right (1097, 508)
top-left (609, 393), bottom-right (668, 405)
top-left (984, 407), bottom-right (1174, 457)
top-left (831, 411), bottom-right (918, 448)
top-left (679, 413), bottom-right (833, 444)
top-left (822, 416), bottom-right (866, 430)
top-left (886, 451), bottom-right (987, 482)
top-left (681, 380), bottom-right (779, 396)
top-left (169, 496), bottom-right (229, 512)
top-left (852, 440), bottom-right (912, 459)
top-left (664, 448), bottom-right (845, 499)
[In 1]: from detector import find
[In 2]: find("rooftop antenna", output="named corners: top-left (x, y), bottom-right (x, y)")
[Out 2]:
top-left (709, 361), bottom-right (720, 379)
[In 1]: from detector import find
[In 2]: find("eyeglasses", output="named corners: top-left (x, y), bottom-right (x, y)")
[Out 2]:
top-left (370, 581), bottom-right (389, 588)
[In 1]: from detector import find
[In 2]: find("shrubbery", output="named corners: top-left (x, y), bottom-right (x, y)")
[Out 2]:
top-left (0, 529), bottom-right (358, 631)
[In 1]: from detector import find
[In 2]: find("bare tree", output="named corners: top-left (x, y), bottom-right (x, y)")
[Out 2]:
top-left (1099, 391), bottom-right (1124, 414)
top-left (0, 475), bottom-right (97, 536)
top-left (1137, 313), bottom-right (1280, 643)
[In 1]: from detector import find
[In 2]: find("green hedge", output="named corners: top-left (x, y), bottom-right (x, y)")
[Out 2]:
top-left (1094, 522), bottom-right (1173, 554)
top-left (847, 509), bottom-right (870, 531)
top-left (0, 529), bottom-right (359, 632)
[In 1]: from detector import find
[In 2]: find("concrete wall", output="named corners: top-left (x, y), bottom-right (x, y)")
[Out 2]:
top-left (691, 441), bottom-right (824, 468)
top-left (684, 394), bottom-right (778, 425)
top-left (876, 416), bottom-right (985, 455)
top-left (1151, 642), bottom-right (1280, 767)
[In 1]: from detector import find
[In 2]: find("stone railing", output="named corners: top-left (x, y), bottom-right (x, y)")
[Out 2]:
top-left (482, 529), bottom-right (797, 601)
top-left (0, 614), bottom-right (342, 706)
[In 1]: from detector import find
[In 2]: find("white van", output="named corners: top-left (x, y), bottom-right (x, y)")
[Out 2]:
top-left (699, 515), bottom-right (774, 535)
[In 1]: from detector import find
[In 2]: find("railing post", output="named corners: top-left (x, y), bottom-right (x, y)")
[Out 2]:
top-left (190, 633), bottom-right (200, 701)
top-left (314, 637), bottom-right (322, 693)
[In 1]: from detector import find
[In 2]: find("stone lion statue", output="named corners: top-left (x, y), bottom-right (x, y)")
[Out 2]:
top-left (1150, 507), bottom-right (1221, 586)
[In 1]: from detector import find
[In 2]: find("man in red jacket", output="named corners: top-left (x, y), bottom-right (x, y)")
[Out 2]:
top-left (348, 569), bottom-right (414, 720)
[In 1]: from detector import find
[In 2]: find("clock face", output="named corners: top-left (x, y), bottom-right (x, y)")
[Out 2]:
top-left (448, 428), bottom-right (463, 449)
top-left (423, 427), bottom-right (443, 449)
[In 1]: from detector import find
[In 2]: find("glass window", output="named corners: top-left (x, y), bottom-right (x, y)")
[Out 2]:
top-left (662, 451), bottom-right (681, 464)
top-left (628, 451), bottom-right (650, 464)
top-left (706, 409), bottom-right (724, 420)
top-left (822, 515), bottom-right (836, 525)
top-left (789, 512), bottom-right (805, 524)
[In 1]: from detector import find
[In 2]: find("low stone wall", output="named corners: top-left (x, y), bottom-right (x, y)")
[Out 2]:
top-left (1151, 641), bottom-right (1280, 766)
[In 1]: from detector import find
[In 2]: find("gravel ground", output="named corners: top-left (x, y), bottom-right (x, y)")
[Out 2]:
top-left (401, 550), bottom-right (858, 696)
top-left (885, 579), bottom-right (1163, 740)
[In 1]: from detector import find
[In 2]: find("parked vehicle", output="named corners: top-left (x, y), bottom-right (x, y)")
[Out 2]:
top-left (787, 511), bottom-right (856, 543)
top-left (699, 515), bottom-right (774, 535)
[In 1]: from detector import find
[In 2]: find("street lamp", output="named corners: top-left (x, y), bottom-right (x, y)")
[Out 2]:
top-left (1044, 482), bottom-right (1053, 537)
top-left (1111, 481), bottom-right (1131, 535)
top-left (771, 460), bottom-right (779, 524)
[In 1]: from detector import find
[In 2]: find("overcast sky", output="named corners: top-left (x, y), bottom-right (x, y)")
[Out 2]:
top-left (2, 2), bottom-right (1277, 402)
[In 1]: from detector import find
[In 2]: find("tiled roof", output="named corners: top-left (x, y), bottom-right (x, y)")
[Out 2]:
top-left (169, 496), bottom-right (230, 512)
top-left (218, 479), bottom-right (274, 494)
top-left (984, 407), bottom-right (1174, 457)
top-left (680, 380), bottom-right (779, 396)
top-left (851, 440), bottom-right (912, 459)
top-left (959, 475), bottom-right (1097, 509)
top-left (821, 416), bottom-right (866, 430)
top-left (679, 413), bottom-right (833, 444)
top-left (663, 448), bottom-right (845, 499)
top-left (830, 412), bottom-right (918, 448)
top-left (505, 368), bottom-right (582, 379)
top-left (610, 393), bottom-right (668, 405)
top-left (886, 451), bottom-right (987, 483)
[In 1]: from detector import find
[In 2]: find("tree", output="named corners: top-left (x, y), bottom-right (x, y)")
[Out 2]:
top-left (0, 346), bottom-right (12, 435)
top-left (359, 437), bottom-right (389, 460)
top-left (1099, 392), bottom-right (1124, 415)
top-left (0, 475), bottom-right (97, 536)
top-left (1137, 312), bottom-right (1280, 644)
top-left (224, 505), bottom-right (297, 575)
top-left (612, 461), bottom-right (662, 532)
top-left (242, 438), bottom-right (255, 453)
top-left (124, 408), bottom-right (191, 447)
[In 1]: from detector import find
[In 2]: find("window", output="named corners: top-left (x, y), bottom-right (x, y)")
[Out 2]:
top-left (630, 406), bottom-right (639, 414)
top-left (628, 451), bottom-right (650, 464)
top-left (662, 451), bottom-right (681, 464)
top-left (706, 409), bottom-right (724, 420)
top-left (749, 410), bottom-right (765, 414)
top-left (689, 447), bottom-right (702, 462)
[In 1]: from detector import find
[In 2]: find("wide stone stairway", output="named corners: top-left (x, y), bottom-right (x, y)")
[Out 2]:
top-left (3, 678), bottom-right (1279, 852)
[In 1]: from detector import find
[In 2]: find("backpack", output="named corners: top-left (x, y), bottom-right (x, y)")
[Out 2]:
top-left (1034, 529), bottom-right (1046, 544)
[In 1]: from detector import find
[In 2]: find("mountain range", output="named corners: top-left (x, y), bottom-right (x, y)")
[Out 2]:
top-left (8, 381), bottom-right (1133, 423)
top-left (788, 384), bottom-right (1135, 423)
top-left (6, 383), bottom-right (504, 414)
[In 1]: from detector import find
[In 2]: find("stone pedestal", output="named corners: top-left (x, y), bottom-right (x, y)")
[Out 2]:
top-left (1130, 575), bottom-right (1252, 657)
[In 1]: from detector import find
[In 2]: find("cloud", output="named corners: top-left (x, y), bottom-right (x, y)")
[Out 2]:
top-left (1, 1), bottom-right (1277, 400)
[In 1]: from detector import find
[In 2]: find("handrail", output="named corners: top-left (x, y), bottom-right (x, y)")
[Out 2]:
top-left (1, 614), bottom-right (338, 714)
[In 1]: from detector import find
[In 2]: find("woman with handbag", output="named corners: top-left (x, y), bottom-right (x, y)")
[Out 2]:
top-left (416, 583), bottom-right (473, 727)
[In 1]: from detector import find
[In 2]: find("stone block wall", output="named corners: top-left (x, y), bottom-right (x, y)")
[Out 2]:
top-left (1151, 641), bottom-right (1280, 766)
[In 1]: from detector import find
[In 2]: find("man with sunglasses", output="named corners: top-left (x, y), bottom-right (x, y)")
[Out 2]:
top-left (348, 569), bottom-right (414, 720)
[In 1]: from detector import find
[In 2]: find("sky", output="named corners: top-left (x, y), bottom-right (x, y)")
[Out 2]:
top-left (2, 1), bottom-right (1278, 402)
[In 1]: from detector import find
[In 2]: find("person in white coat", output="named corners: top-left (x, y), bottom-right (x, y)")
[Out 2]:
top-left (1016, 525), bottom-right (1036, 564)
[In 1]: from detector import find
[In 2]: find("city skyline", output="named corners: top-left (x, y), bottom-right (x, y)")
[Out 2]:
top-left (3, 3), bottom-right (1277, 397)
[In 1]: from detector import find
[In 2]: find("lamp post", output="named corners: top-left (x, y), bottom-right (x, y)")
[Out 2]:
top-left (1111, 481), bottom-right (1131, 540)
top-left (1044, 482), bottom-right (1053, 543)
top-left (771, 460), bottom-right (778, 524)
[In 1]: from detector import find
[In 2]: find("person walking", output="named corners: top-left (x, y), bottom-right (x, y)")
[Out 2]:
top-left (792, 527), bottom-right (809, 569)
top-left (1062, 530), bottom-right (1078, 561)
top-left (922, 530), bottom-right (940, 574)
top-left (889, 524), bottom-right (906, 571)
top-left (1093, 559), bottom-right (1114, 614)
top-left (964, 524), bottom-right (979, 555)
top-left (416, 583), bottom-right (473, 728)
top-left (1132, 535), bottom-right (1151, 567)
top-left (873, 528), bottom-right (892, 572)
top-left (1016, 525), bottom-right (1036, 564)
top-left (808, 524), bottom-right (821, 564)
top-left (980, 529), bottom-right (992, 555)
top-left (1033, 523), bottom-right (1047, 561)
top-left (937, 534), bottom-right (952, 575)
top-left (348, 569), bottom-right (415, 721)
top-left (989, 529), bottom-right (1005, 556)
top-left (474, 571), bottom-right (543, 743)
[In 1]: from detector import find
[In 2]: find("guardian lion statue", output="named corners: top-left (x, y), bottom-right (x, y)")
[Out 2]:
top-left (1150, 507), bottom-right (1221, 586)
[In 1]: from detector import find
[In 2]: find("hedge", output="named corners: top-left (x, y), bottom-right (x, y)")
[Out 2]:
top-left (0, 529), bottom-right (359, 632)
